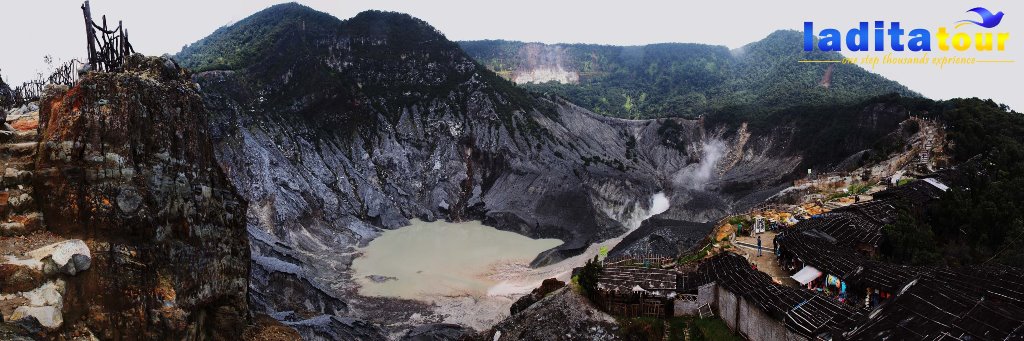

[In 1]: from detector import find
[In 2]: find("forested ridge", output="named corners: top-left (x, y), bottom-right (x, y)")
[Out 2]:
top-left (461, 31), bottom-right (917, 119)
top-left (880, 98), bottom-right (1024, 267)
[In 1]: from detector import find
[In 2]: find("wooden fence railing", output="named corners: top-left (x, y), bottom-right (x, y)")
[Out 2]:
top-left (82, 0), bottom-right (134, 73)
top-left (603, 254), bottom-right (676, 268)
top-left (3, 1), bottom-right (134, 110)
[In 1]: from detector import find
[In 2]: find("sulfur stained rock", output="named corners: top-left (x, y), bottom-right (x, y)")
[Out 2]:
top-left (0, 264), bottom-right (44, 294)
top-left (34, 55), bottom-right (254, 340)
top-left (10, 306), bottom-right (61, 329)
top-left (242, 314), bottom-right (303, 341)
top-left (10, 314), bottom-right (44, 334)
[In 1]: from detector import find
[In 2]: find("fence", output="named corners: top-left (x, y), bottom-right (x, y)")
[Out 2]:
top-left (603, 254), bottom-right (676, 268)
top-left (604, 298), bottom-right (667, 318)
top-left (82, 1), bottom-right (134, 73)
top-left (592, 289), bottom-right (670, 318)
top-left (3, 1), bottom-right (134, 110)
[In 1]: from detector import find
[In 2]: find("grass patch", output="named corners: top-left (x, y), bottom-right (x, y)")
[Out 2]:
top-left (848, 181), bottom-right (875, 195)
top-left (689, 317), bottom-right (742, 341)
top-left (726, 215), bottom-right (751, 227)
top-left (618, 317), bottom-right (665, 340)
top-left (826, 191), bottom-right (848, 201)
top-left (678, 243), bottom-right (713, 265)
top-left (619, 316), bottom-right (741, 341)
top-left (825, 181), bottom-right (875, 201)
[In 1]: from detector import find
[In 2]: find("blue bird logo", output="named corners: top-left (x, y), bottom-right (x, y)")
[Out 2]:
top-left (956, 7), bottom-right (1004, 28)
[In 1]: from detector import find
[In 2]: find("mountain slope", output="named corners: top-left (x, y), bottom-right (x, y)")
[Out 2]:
top-left (175, 3), bottom-right (924, 336)
top-left (178, 4), bottom-right (689, 336)
top-left (460, 31), bottom-right (918, 119)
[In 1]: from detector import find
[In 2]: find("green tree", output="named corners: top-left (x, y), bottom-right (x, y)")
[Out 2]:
top-left (881, 210), bottom-right (940, 265)
top-left (577, 255), bottom-right (603, 296)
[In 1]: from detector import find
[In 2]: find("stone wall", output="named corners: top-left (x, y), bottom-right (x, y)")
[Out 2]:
top-left (715, 284), bottom-right (807, 341)
top-left (673, 282), bottom-right (716, 316)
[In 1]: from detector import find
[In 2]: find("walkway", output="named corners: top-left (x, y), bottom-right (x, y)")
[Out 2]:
top-left (731, 232), bottom-right (798, 287)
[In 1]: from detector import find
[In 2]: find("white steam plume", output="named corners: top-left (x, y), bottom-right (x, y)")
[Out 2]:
top-left (673, 139), bottom-right (727, 190)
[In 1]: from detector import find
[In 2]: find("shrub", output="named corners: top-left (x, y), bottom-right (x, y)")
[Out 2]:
top-left (577, 255), bottom-right (603, 296)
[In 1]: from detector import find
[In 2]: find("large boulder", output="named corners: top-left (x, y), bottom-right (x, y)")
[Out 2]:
top-left (10, 306), bottom-right (61, 329)
top-left (486, 287), bottom-right (619, 341)
top-left (18, 239), bottom-right (91, 276)
top-left (509, 278), bottom-right (566, 316)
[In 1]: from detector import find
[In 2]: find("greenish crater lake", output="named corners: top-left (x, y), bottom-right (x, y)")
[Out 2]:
top-left (351, 219), bottom-right (563, 300)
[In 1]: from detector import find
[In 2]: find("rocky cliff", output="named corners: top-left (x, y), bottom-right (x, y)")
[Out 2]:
top-left (0, 55), bottom-right (252, 340)
top-left (171, 4), bottom-right (922, 337)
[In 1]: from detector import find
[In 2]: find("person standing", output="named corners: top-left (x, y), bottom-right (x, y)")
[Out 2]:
top-left (773, 234), bottom-right (780, 256)
top-left (757, 235), bottom-right (762, 257)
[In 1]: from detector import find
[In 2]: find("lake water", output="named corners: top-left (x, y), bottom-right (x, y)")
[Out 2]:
top-left (351, 219), bottom-right (563, 300)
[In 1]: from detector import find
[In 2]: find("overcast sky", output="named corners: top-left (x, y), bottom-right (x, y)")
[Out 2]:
top-left (2, 1), bottom-right (1021, 110)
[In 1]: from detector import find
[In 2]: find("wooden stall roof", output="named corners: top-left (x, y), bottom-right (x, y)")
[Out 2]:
top-left (773, 176), bottom-right (1024, 340)
top-left (683, 253), bottom-right (862, 337)
top-left (777, 231), bottom-right (926, 292)
top-left (842, 275), bottom-right (1024, 340)
top-left (784, 178), bottom-right (947, 251)
top-left (683, 252), bottom-right (1024, 340)
top-left (598, 265), bottom-right (679, 293)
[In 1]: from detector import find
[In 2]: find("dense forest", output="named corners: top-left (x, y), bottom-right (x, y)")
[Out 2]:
top-left (175, 4), bottom-right (554, 138)
top-left (880, 98), bottom-right (1024, 267)
top-left (460, 31), bottom-right (917, 119)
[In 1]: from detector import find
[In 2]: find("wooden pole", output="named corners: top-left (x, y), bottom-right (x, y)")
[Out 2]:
top-left (81, 1), bottom-right (96, 67)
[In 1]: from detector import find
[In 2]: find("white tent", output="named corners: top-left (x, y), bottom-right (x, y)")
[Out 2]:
top-left (923, 178), bottom-right (950, 192)
top-left (791, 266), bottom-right (823, 285)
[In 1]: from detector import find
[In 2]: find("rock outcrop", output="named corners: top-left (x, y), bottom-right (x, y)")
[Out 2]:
top-left (477, 287), bottom-right (620, 341)
top-left (608, 217), bottom-right (714, 258)
top-left (17, 55), bottom-right (253, 340)
top-left (508, 278), bottom-right (565, 316)
top-left (0, 103), bottom-right (88, 338)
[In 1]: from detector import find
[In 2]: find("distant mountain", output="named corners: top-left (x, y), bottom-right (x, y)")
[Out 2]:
top-left (460, 31), bottom-right (918, 119)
